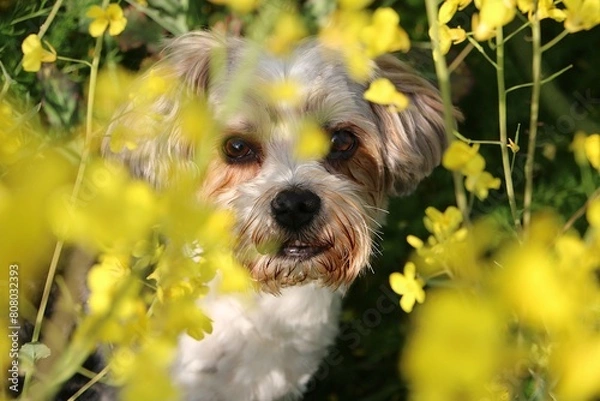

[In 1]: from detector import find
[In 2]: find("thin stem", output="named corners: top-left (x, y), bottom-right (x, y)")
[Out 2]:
top-left (56, 56), bottom-right (93, 68)
top-left (448, 42), bottom-right (474, 74)
top-left (425, 0), bottom-right (469, 223)
top-left (560, 188), bottom-right (600, 235)
top-left (466, 35), bottom-right (499, 69)
top-left (506, 64), bottom-right (572, 94)
top-left (38, 0), bottom-right (64, 39)
top-left (66, 366), bottom-right (110, 401)
top-left (496, 27), bottom-right (522, 232)
top-left (504, 19), bottom-right (532, 43)
top-left (454, 130), bottom-right (503, 146)
top-left (541, 29), bottom-right (569, 53)
top-left (523, 7), bottom-right (542, 231)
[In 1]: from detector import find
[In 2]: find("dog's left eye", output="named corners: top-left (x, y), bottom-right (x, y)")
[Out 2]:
top-left (328, 129), bottom-right (357, 160)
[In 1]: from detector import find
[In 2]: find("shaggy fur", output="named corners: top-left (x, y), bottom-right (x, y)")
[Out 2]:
top-left (101, 31), bottom-right (447, 401)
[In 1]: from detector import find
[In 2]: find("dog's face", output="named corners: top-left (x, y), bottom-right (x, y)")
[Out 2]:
top-left (103, 32), bottom-right (447, 291)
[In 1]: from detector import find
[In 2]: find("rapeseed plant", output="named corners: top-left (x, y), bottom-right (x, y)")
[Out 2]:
top-left (1, 0), bottom-right (599, 400)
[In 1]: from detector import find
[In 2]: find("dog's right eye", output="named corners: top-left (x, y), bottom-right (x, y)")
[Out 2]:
top-left (222, 137), bottom-right (258, 164)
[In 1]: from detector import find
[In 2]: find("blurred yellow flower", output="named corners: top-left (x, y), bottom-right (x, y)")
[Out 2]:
top-left (465, 171), bottom-right (501, 200)
top-left (402, 291), bottom-right (506, 400)
top-left (267, 12), bottom-right (307, 55)
top-left (364, 78), bottom-right (409, 112)
top-left (338, 0), bottom-right (373, 10)
top-left (264, 79), bottom-right (302, 107)
top-left (442, 141), bottom-right (485, 176)
top-left (570, 130), bottom-right (589, 165)
top-left (563, 0), bottom-right (600, 32)
top-left (552, 336), bottom-right (600, 400)
top-left (587, 197), bottom-right (600, 227)
top-left (360, 7), bottom-right (410, 57)
top-left (21, 34), bottom-right (56, 72)
top-left (295, 120), bottom-right (330, 160)
top-left (86, 4), bottom-right (128, 37)
top-left (584, 133), bottom-right (600, 169)
top-left (210, 0), bottom-right (260, 14)
top-left (423, 206), bottom-right (464, 242)
top-left (390, 262), bottom-right (426, 313)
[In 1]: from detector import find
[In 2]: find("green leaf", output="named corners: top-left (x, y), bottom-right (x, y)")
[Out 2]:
top-left (19, 342), bottom-right (52, 374)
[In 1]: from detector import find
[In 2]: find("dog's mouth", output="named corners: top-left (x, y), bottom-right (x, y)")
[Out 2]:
top-left (277, 239), bottom-right (331, 260)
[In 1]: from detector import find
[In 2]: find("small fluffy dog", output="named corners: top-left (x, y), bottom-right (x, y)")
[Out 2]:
top-left (103, 31), bottom-right (446, 401)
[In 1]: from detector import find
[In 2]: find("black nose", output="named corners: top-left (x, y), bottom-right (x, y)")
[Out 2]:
top-left (271, 188), bottom-right (321, 231)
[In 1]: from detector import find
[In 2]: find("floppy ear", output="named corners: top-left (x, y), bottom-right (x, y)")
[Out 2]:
top-left (101, 31), bottom-right (229, 187)
top-left (371, 54), bottom-right (459, 195)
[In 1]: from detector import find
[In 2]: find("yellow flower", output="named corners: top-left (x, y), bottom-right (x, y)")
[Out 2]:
top-left (423, 206), bottom-right (464, 242)
top-left (570, 130), bottom-right (589, 165)
top-left (517, 0), bottom-right (566, 21)
top-left (21, 34), bottom-right (56, 72)
top-left (587, 197), bottom-right (600, 227)
top-left (465, 171), bottom-right (501, 200)
top-left (439, 1), bottom-right (459, 24)
top-left (389, 262), bottom-right (426, 313)
top-left (360, 7), bottom-right (410, 57)
top-left (435, 24), bottom-right (467, 55)
top-left (210, 0), bottom-right (260, 14)
top-left (402, 291), bottom-right (506, 401)
top-left (263, 79), bottom-right (302, 107)
top-left (295, 120), bottom-right (330, 160)
top-left (86, 4), bottom-right (128, 37)
top-left (563, 0), bottom-right (600, 32)
top-left (442, 141), bottom-right (485, 176)
top-left (439, 0), bottom-right (474, 23)
top-left (338, 0), bottom-right (373, 10)
top-left (584, 133), bottom-right (600, 169)
top-left (364, 78), bottom-right (409, 112)
top-left (267, 12), bottom-right (307, 55)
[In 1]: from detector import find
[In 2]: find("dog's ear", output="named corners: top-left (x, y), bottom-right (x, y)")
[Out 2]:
top-left (371, 55), bottom-right (458, 195)
top-left (101, 32), bottom-right (229, 186)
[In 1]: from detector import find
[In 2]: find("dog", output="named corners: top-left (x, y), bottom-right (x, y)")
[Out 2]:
top-left (97, 31), bottom-right (447, 401)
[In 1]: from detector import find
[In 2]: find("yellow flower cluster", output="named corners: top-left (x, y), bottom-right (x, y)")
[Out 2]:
top-left (436, 0), bottom-right (600, 51)
top-left (397, 207), bottom-right (600, 400)
top-left (320, 4), bottom-right (410, 81)
top-left (443, 141), bottom-right (502, 200)
top-left (20, 3), bottom-right (128, 73)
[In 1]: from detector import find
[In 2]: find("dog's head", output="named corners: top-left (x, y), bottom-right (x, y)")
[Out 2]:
top-left (103, 32), bottom-right (447, 291)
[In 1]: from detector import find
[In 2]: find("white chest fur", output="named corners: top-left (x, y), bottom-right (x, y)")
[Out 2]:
top-left (172, 283), bottom-right (343, 401)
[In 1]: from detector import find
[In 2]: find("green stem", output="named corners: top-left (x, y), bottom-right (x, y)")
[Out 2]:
top-left (496, 28), bottom-right (522, 232)
top-left (24, 0), bottom-right (108, 395)
top-left (66, 366), bottom-right (110, 401)
top-left (540, 29), bottom-right (569, 53)
top-left (56, 56), bottom-right (93, 68)
top-left (466, 35), bottom-right (499, 69)
top-left (424, 0), bottom-right (469, 223)
top-left (454, 130), bottom-right (502, 146)
top-left (523, 8), bottom-right (542, 231)
top-left (37, 0), bottom-right (64, 39)
top-left (505, 64), bottom-right (572, 94)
